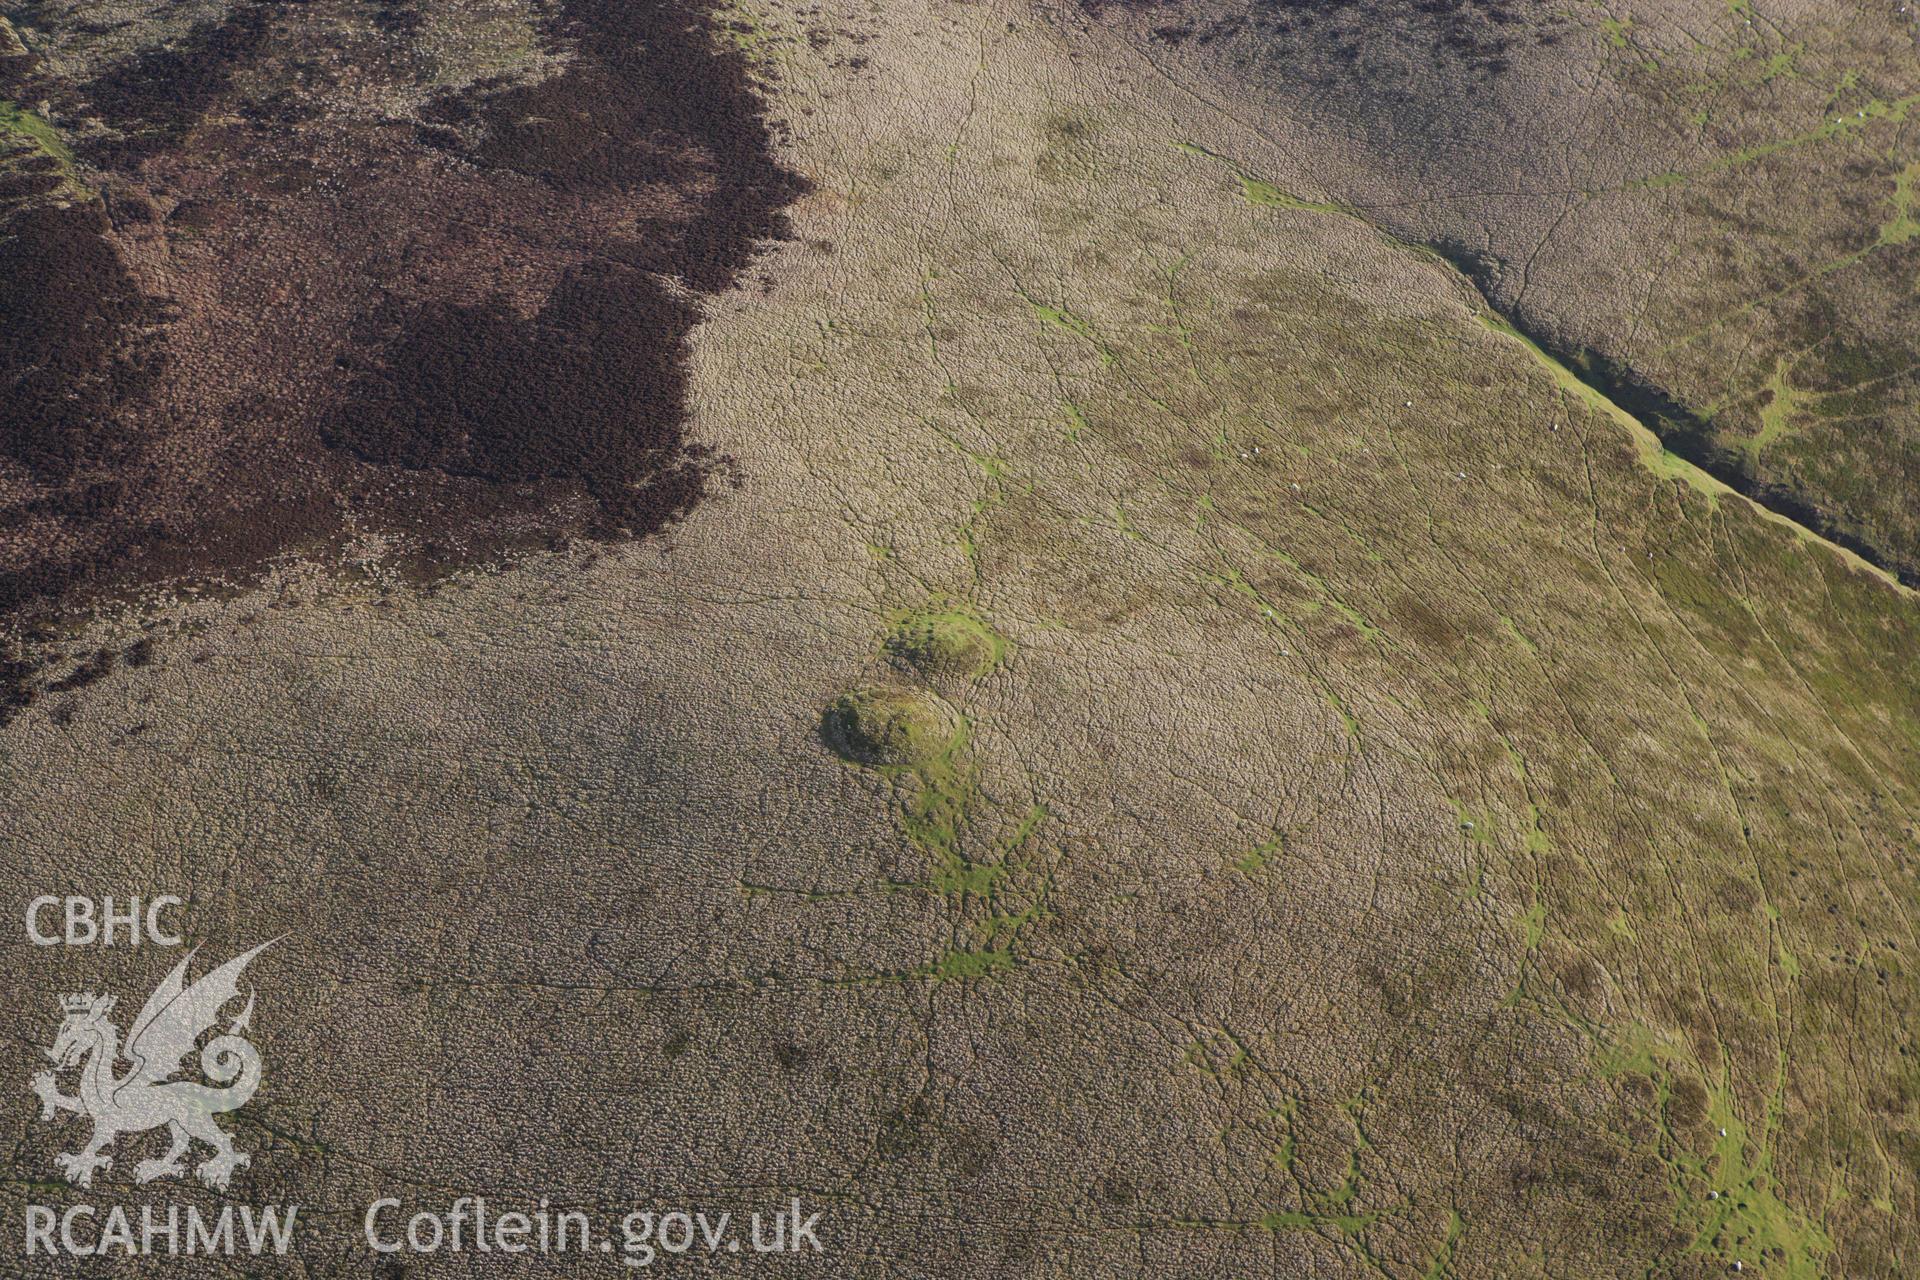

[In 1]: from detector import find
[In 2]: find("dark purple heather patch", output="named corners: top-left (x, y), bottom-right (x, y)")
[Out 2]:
top-left (1076, 0), bottom-right (1530, 71)
top-left (0, 0), bottom-right (809, 721)
top-left (321, 264), bottom-right (709, 538)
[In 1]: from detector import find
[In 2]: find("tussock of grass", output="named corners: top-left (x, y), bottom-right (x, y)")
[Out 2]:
top-left (885, 604), bottom-right (1007, 677)
top-left (822, 685), bottom-right (960, 768)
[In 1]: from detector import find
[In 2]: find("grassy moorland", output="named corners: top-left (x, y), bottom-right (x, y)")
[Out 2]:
top-left (0, 2), bottom-right (1914, 1276)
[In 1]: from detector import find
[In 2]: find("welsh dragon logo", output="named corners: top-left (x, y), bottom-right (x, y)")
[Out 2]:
top-left (30, 941), bottom-right (276, 1190)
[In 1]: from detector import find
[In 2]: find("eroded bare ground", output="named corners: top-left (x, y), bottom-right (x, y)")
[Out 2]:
top-left (2, 1), bottom-right (1918, 1277)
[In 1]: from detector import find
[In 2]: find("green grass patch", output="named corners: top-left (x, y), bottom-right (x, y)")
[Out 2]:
top-left (1748, 355), bottom-right (1814, 462)
top-left (922, 947), bottom-right (1013, 981)
top-left (886, 603), bottom-right (1008, 677)
top-left (1422, 1210), bottom-right (1463, 1280)
top-left (1877, 159), bottom-right (1920, 247)
top-left (823, 685), bottom-right (961, 768)
top-left (1258, 1206), bottom-right (1378, 1235)
top-left (1520, 901), bottom-right (1548, 949)
top-left (0, 101), bottom-right (76, 167)
top-left (0, 99), bottom-right (90, 203)
top-left (1173, 141), bottom-right (1352, 217)
top-left (1235, 832), bottom-right (1286, 873)
top-left (1595, 1026), bottom-right (1831, 1277)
